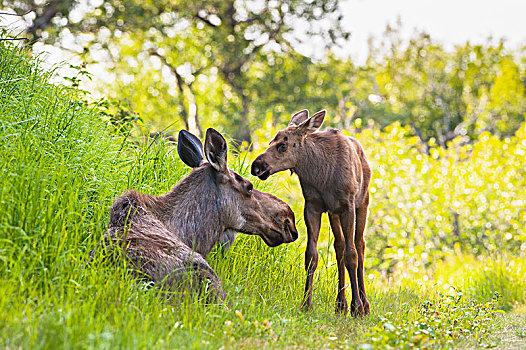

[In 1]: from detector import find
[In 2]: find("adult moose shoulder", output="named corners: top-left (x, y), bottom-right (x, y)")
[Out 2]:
top-left (93, 128), bottom-right (298, 302)
top-left (251, 110), bottom-right (371, 316)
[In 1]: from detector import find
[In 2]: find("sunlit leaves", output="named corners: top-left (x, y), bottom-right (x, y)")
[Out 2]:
top-left (252, 118), bottom-right (526, 277)
top-left (359, 291), bottom-right (503, 349)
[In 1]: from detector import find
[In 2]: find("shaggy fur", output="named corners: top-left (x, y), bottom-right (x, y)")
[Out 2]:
top-left (251, 110), bottom-right (372, 316)
top-left (93, 128), bottom-right (298, 303)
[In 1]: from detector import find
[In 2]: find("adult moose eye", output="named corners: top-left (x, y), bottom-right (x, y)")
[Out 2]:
top-left (246, 183), bottom-right (253, 194)
top-left (277, 143), bottom-right (287, 154)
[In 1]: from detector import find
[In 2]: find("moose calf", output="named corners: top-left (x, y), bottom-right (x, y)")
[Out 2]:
top-left (93, 128), bottom-right (298, 302)
top-left (251, 110), bottom-right (371, 316)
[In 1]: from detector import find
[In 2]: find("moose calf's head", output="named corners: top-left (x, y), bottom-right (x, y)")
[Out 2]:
top-left (178, 128), bottom-right (298, 247)
top-left (251, 109), bottom-right (326, 180)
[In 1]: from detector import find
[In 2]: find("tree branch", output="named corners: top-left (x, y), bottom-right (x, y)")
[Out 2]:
top-left (194, 13), bottom-right (216, 27)
top-left (410, 123), bottom-right (430, 155)
top-left (27, 1), bottom-right (60, 41)
top-left (0, 37), bottom-right (29, 41)
top-left (149, 49), bottom-right (203, 137)
top-left (149, 49), bottom-right (189, 130)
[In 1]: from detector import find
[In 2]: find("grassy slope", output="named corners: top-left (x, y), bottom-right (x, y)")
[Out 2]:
top-left (1, 42), bottom-right (525, 349)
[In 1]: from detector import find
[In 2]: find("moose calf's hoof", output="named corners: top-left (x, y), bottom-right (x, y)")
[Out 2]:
top-left (362, 300), bottom-right (370, 316)
top-left (335, 299), bottom-right (348, 315)
top-left (301, 300), bottom-right (313, 312)
top-left (350, 301), bottom-right (365, 317)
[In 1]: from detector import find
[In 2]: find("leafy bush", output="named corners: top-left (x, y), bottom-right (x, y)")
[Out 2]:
top-left (253, 116), bottom-right (526, 277)
top-left (357, 122), bottom-right (526, 274)
top-left (358, 290), bottom-right (503, 349)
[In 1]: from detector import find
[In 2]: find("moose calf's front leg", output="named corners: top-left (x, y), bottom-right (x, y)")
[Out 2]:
top-left (302, 206), bottom-right (322, 311)
top-left (340, 203), bottom-right (365, 317)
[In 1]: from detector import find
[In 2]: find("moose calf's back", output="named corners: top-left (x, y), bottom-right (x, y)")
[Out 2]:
top-left (294, 130), bottom-right (371, 212)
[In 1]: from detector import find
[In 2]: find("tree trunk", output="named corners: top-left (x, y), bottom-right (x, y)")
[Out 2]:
top-left (28, 1), bottom-right (60, 43)
top-left (149, 50), bottom-right (202, 138)
top-left (187, 84), bottom-right (202, 138)
top-left (235, 93), bottom-right (252, 146)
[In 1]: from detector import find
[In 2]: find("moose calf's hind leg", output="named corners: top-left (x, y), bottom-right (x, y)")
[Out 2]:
top-left (340, 206), bottom-right (365, 317)
top-left (329, 213), bottom-right (348, 315)
top-left (344, 246), bottom-right (364, 317)
top-left (355, 205), bottom-right (370, 315)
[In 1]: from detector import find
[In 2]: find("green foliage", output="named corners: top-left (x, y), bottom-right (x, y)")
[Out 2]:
top-left (355, 123), bottom-right (526, 273)
top-left (3, 2), bottom-right (526, 144)
top-left (94, 98), bottom-right (142, 136)
top-left (359, 290), bottom-right (503, 349)
top-left (90, 25), bottom-right (526, 145)
top-left (1, 38), bottom-right (525, 349)
top-left (367, 28), bottom-right (526, 144)
top-left (3, 0), bottom-right (350, 142)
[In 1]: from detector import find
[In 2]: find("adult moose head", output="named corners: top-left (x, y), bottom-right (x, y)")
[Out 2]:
top-left (94, 128), bottom-right (298, 302)
top-left (251, 109), bottom-right (372, 316)
top-left (177, 128), bottom-right (299, 251)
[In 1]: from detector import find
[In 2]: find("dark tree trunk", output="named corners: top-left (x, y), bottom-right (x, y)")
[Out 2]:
top-left (149, 50), bottom-right (202, 138)
top-left (27, 1), bottom-right (60, 42)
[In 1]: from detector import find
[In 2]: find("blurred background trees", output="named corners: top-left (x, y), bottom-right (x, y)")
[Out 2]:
top-left (2, 0), bottom-right (349, 143)
top-left (2, 0), bottom-right (525, 146)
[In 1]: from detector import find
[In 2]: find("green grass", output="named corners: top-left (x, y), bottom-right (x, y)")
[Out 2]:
top-left (1, 40), bottom-right (525, 349)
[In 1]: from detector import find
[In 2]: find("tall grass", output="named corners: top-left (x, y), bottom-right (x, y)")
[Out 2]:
top-left (0, 39), bottom-right (326, 348)
top-left (0, 39), bottom-right (523, 349)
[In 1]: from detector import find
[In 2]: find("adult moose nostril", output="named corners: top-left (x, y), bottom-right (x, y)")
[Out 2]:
top-left (291, 226), bottom-right (298, 241)
top-left (285, 219), bottom-right (298, 242)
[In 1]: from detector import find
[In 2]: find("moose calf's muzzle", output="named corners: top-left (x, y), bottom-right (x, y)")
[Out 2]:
top-left (251, 157), bottom-right (271, 180)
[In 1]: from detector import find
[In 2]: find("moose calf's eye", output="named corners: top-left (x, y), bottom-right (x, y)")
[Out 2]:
top-left (277, 143), bottom-right (287, 153)
top-left (247, 183), bottom-right (253, 194)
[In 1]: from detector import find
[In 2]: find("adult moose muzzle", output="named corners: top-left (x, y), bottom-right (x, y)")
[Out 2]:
top-left (93, 128), bottom-right (298, 302)
top-left (251, 109), bottom-right (372, 317)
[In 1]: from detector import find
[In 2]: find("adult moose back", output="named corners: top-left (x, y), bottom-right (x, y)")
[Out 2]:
top-left (251, 110), bottom-right (371, 316)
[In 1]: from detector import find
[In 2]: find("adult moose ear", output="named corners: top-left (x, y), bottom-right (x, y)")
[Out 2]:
top-left (298, 109), bottom-right (326, 134)
top-left (205, 128), bottom-right (228, 173)
top-left (289, 109), bottom-right (309, 126)
top-left (178, 129), bottom-right (205, 168)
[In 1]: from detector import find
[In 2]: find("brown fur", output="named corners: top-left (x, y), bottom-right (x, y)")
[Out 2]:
top-left (251, 110), bottom-right (371, 316)
top-left (93, 128), bottom-right (298, 303)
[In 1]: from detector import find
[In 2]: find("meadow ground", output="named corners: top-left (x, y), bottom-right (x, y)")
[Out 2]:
top-left (1, 40), bottom-right (525, 349)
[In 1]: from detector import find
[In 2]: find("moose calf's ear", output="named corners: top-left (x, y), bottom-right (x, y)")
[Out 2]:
top-left (289, 109), bottom-right (309, 126)
top-left (299, 109), bottom-right (326, 133)
top-left (178, 129), bottom-right (205, 168)
top-left (205, 128), bottom-right (228, 173)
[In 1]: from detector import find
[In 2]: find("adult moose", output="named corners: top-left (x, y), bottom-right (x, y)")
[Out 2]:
top-left (93, 128), bottom-right (298, 302)
top-left (251, 110), bottom-right (371, 316)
